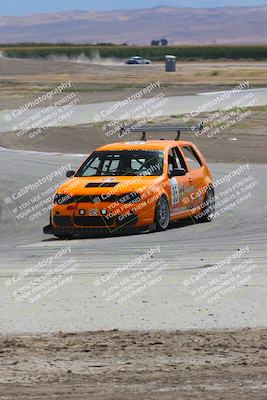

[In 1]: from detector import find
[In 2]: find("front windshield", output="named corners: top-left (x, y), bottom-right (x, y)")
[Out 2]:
top-left (76, 150), bottom-right (164, 177)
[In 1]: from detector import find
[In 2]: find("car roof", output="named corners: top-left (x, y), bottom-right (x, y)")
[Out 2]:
top-left (96, 140), bottom-right (193, 152)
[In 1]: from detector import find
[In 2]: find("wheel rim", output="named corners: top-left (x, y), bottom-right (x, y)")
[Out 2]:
top-left (157, 198), bottom-right (169, 228)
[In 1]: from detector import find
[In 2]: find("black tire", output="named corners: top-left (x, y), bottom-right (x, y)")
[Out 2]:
top-left (155, 196), bottom-right (170, 231)
top-left (197, 186), bottom-right (215, 223)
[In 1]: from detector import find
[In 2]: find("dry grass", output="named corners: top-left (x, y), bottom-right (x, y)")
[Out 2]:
top-left (1, 59), bottom-right (267, 97)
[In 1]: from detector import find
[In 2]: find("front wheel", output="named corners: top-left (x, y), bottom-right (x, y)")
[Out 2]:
top-left (198, 186), bottom-right (215, 223)
top-left (155, 196), bottom-right (170, 231)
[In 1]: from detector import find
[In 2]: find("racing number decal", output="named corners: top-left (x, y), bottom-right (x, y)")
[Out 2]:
top-left (170, 178), bottom-right (179, 205)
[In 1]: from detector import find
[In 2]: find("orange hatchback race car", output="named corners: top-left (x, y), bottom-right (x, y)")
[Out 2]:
top-left (43, 125), bottom-right (215, 238)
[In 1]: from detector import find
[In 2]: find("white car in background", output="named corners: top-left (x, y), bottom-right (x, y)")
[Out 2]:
top-left (126, 56), bottom-right (152, 65)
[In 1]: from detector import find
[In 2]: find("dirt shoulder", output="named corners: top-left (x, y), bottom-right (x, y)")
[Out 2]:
top-left (0, 329), bottom-right (266, 400)
top-left (1, 108), bottom-right (267, 164)
top-left (1, 58), bottom-right (267, 108)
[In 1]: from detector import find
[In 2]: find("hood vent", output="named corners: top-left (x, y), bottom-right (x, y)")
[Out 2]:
top-left (85, 182), bottom-right (119, 188)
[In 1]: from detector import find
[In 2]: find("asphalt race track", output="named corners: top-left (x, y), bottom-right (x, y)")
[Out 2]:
top-left (0, 87), bottom-right (266, 132)
top-left (0, 146), bottom-right (266, 334)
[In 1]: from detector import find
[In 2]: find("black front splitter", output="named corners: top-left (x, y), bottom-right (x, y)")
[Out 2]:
top-left (43, 224), bottom-right (156, 237)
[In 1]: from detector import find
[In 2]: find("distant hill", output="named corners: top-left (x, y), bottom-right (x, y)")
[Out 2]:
top-left (0, 6), bottom-right (267, 44)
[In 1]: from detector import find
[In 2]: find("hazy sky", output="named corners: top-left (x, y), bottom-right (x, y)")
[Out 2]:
top-left (1, 0), bottom-right (267, 16)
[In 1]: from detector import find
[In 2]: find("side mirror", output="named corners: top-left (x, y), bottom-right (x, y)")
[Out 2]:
top-left (66, 170), bottom-right (75, 178)
top-left (171, 168), bottom-right (186, 177)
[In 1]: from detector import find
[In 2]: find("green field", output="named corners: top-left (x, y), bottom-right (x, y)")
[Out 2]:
top-left (1, 44), bottom-right (267, 60)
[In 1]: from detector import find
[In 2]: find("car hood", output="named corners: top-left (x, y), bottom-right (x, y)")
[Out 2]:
top-left (57, 175), bottom-right (163, 196)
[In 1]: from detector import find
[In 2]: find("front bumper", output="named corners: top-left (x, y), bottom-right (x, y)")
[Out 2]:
top-left (47, 194), bottom-right (157, 236)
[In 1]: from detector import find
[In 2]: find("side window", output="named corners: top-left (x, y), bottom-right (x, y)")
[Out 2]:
top-left (181, 147), bottom-right (202, 170)
top-left (168, 147), bottom-right (188, 171)
top-left (173, 147), bottom-right (187, 171)
top-left (168, 148), bottom-right (179, 171)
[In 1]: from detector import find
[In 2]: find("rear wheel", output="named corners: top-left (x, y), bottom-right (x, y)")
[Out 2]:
top-left (198, 186), bottom-right (215, 222)
top-left (155, 196), bottom-right (170, 231)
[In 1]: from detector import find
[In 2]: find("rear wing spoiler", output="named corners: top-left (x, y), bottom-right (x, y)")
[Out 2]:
top-left (120, 123), bottom-right (203, 141)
